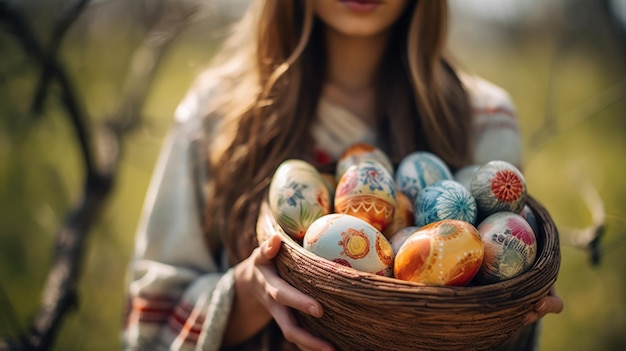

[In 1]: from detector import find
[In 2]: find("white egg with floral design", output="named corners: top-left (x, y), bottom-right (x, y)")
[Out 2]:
top-left (303, 213), bottom-right (394, 276)
top-left (268, 159), bottom-right (332, 242)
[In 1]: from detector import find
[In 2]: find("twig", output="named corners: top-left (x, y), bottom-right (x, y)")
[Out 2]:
top-left (0, 1), bottom-right (198, 349)
top-left (31, 0), bottom-right (91, 115)
top-left (0, 0), bottom-right (97, 177)
top-left (529, 77), bottom-right (626, 154)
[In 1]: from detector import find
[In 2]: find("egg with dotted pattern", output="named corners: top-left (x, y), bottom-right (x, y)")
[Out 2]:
top-left (303, 213), bottom-right (394, 276)
top-left (394, 219), bottom-right (484, 286)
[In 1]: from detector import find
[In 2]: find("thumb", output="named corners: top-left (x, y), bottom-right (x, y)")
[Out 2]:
top-left (259, 234), bottom-right (282, 262)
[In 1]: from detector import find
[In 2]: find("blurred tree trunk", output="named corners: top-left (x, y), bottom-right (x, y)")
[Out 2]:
top-left (0, 1), bottom-right (200, 349)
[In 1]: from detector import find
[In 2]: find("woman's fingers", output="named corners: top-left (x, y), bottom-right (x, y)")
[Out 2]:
top-left (524, 286), bottom-right (564, 325)
top-left (270, 303), bottom-right (334, 351)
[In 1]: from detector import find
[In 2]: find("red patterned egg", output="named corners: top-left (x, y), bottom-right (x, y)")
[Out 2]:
top-left (394, 220), bottom-right (484, 286)
top-left (336, 143), bottom-right (394, 181)
top-left (470, 160), bottom-right (527, 219)
top-left (303, 213), bottom-right (394, 276)
top-left (334, 160), bottom-right (397, 233)
top-left (268, 159), bottom-right (332, 242)
top-left (473, 212), bottom-right (537, 284)
top-left (383, 191), bottom-right (414, 239)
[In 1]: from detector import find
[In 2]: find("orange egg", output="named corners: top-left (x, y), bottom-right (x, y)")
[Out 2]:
top-left (394, 220), bottom-right (484, 286)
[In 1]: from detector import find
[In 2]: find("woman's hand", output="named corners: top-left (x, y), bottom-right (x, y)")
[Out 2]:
top-left (224, 234), bottom-right (334, 351)
top-left (524, 286), bottom-right (564, 325)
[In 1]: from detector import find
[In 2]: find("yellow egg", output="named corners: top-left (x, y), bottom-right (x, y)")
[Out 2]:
top-left (268, 159), bottom-right (332, 242)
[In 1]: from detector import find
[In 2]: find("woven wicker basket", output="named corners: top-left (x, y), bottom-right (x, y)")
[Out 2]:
top-left (256, 195), bottom-right (560, 351)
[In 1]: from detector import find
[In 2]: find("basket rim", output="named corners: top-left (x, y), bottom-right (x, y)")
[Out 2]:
top-left (258, 194), bottom-right (560, 294)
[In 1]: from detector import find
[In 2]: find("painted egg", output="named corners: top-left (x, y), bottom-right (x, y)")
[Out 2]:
top-left (470, 160), bottom-right (527, 219)
top-left (268, 159), bottom-right (332, 242)
top-left (383, 191), bottom-right (414, 239)
top-left (303, 213), bottom-right (394, 276)
top-left (414, 180), bottom-right (477, 227)
top-left (394, 220), bottom-right (484, 286)
top-left (520, 204), bottom-right (540, 235)
top-left (336, 143), bottom-right (394, 181)
top-left (454, 164), bottom-right (481, 190)
top-left (334, 160), bottom-right (397, 232)
top-left (473, 212), bottom-right (537, 284)
top-left (388, 226), bottom-right (420, 256)
top-left (395, 151), bottom-right (453, 206)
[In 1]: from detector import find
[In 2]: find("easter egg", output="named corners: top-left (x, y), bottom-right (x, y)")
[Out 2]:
top-left (334, 160), bottom-right (397, 232)
top-left (303, 213), bottom-right (394, 276)
top-left (394, 220), bottom-right (484, 286)
top-left (473, 212), bottom-right (537, 284)
top-left (268, 159), bottom-right (332, 242)
top-left (395, 151), bottom-right (453, 205)
top-left (383, 191), bottom-right (414, 239)
top-left (520, 204), bottom-right (540, 235)
top-left (336, 143), bottom-right (394, 181)
top-left (388, 226), bottom-right (420, 256)
top-left (470, 160), bottom-right (527, 219)
top-left (454, 164), bottom-right (481, 190)
top-left (414, 180), bottom-right (477, 227)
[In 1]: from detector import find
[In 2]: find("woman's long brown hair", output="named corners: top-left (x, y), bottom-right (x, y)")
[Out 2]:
top-left (203, 0), bottom-right (472, 264)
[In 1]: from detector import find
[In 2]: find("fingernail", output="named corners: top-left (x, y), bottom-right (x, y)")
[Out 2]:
top-left (535, 300), bottom-right (547, 313)
top-left (308, 305), bottom-right (320, 317)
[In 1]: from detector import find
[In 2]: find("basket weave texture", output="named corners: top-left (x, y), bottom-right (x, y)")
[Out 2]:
top-left (256, 195), bottom-right (560, 351)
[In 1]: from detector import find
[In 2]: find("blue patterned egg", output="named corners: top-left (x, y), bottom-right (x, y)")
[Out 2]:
top-left (268, 159), bottom-right (332, 242)
top-left (473, 212), bottom-right (537, 284)
top-left (470, 160), bottom-right (527, 219)
top-left (395, 151), bottom-right (453, 206)
top-left (303, 213), bottom-right (394, 276)
top-left (414, 180), bottom-right (477, 227)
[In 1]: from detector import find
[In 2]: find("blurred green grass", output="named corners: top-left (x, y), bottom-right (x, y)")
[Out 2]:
top-left (1, 5), bottom-right (626, 351)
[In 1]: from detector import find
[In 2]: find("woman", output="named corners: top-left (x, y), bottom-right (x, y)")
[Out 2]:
top-left (122, 1), bottom-right (563, 350)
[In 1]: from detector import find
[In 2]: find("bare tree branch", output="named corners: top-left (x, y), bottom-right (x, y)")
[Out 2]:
top-left (32, 0), bottom-right (91, 116)
top-left (0, 1), bottom-right (200, 349)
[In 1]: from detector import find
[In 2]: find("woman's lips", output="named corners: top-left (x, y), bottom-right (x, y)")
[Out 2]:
top-left (340, 0), bottom-right (383, 12)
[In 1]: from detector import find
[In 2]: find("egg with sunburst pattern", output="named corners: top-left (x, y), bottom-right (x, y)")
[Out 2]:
top-left (470, 160), bottom-right (527, 219)
top-left (414, 180), bottom-right (477, 227)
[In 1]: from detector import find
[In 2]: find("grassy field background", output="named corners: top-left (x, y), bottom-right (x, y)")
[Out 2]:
top-left (1, 1), bottom-right (625, 350)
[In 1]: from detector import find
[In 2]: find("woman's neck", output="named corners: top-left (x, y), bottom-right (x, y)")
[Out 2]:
top-left (322, 28), bottom-right (390, 123)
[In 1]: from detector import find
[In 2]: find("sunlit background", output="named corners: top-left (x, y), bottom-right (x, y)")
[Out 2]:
top-left (1, 0), bottom-right (625, 350)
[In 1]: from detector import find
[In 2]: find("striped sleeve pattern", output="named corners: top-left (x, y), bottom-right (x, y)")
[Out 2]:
top-left (122, 103), bottom-right (236, 351)
top-left (462, 73), bottom-right (523, 169)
